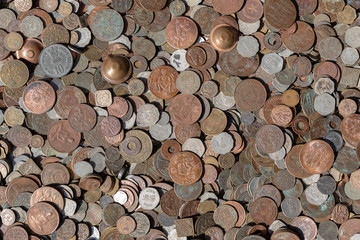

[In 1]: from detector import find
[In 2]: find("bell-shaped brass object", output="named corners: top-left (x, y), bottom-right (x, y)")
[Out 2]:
top-left (210, 24), bottom-right (239, 52)
top-left (101, 54), bottom-right (132, 84)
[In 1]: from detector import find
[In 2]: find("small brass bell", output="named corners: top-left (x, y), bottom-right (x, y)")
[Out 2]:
top-left (210, 24), bottom-right (239, 52)
top-left (101, 54), bottom-right (132, 84)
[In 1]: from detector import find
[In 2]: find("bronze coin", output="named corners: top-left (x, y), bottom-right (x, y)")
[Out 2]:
top-left (23, 81), bottom-right (55, 114)
top-left (341, 114), bottom-right (360, 148)
top-left (4, 225), bottom-right (28, 240)
top-left (161, 139), bottom-right (181, 160)
top-left (117, 215), bottom-right (136, 235)
top-left (212, 0), bottom-right (244, 15)
top-left (6, 177), bottom-right (39, 206)
top-left (100, 116), bottom-right (121, 137)
top-left (255, 124), bottom-right (284, 154)
top-left (300, 140), bottom-right (334, 174)
top-left (27, 202), bottom-right (60, 235)
top-left (68, 104), bottom-right (97, 133)
top-left (250, 197), bottom-right (278, 225)
top-left (148, 66), bottom-right (178, 99)
top-left (54, 86), bottom-right (87, 119)
top-left (169, 152), bottom-right (203, 186)
top-left (165, 17), bottom-right (198, 49)
top-left (234, 79), bottom-right (267, 112)
top-left (282, 21), bottom-right (315, 53)
top-left (41, 162), bottom-right (70, 185)
top-left (237, 0), bottom-right (263, 23)
top-left (160, 189), bottom-right (184, 217)
top-left (169, 94), bottom-right (202, 126)
top-left (264, 0), bottom-right (297, 30)
top-left (30, 186), bottom-right (65, 210)
top-left (48, 120), bottom-right (81, 153)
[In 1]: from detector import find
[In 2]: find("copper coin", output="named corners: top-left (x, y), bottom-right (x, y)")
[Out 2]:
top-left (41, 162), bottom-right (70, 185)
top-left (285, 145), bottom-right (313, 178)
top-left (331, 204), bottom-right (349, 225)
top-left (6, 177), bottom-right (39, 206)
top-left (219, 48), bottom-right (260, 77)
top-left (224, 201), bottom-right (246, 227)
top-left (169, 94), bottom-right (202, 126)
top-left (234, 79), bottom-right (267, 112)
top-left (202, 164), bottom-right (218, 184)
top-left (27, 202), bottom-right (60, 235)
top-left (292, 56), bottom-right (312, 77)
top-left (14, 0), bottom-right (32, 12)
top-left (30, 186), bottom-right (64, 210)
top-left (255, 124), bottom-right (284, 154)
top-left (271, 105), bottom-right (293, 127)
top-left (300, 140), bottom-right (334, 174)
top-left (160, 189), bottom-right (184, 216)
top-left (117, 215), bottom-right (136, 235)
top-left (290, 216), bottom-right (317, 240)
top-left (169, 152), bottom-right (203, 186)
top-left (186, 46), bottom-right (207, 68)
top-left (68, 104), bottom-right (97, 133)
top-left (165, 17), bottom-right (198, 49)
top-left (148, 66), bottom-right (178, 99)
top-left (22, 81), bottom-right (55, 114)
top-left (48, 120), bottom-right (81, 153)
top-left (339, 218), bottom-right (360, 240)
top-left (161, 139), bottom-right (181, 160)
top-left (341, 114), bottom-right (360, 148)
top-left (253, 184), bottom-right (282, 207)
top-left (54, 86), bottom-right (87, 119)
top-left (174, 123), bottom-right (202, 144)
top-left (100, 116), bottom-right (121, 137)
top-left (107, 96), bottom-right (129, 118)
top-left (282, 21), bottom-right (315, 53)
top-left (212, 0), bottom-right (244, 15)
top-left (4, 225), bottom-right (28, 240)
top-left (237, 0), bottom-right (263, 23)
top-left (264, 0), bottom-right (296, 30)
top-left (250, 197), bottom-right (278, 225)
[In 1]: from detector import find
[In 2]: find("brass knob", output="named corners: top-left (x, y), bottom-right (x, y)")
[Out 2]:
top-left (101, 54), bottom-right (132, 85)
top-left (210, 24), bottom-right (239, 52)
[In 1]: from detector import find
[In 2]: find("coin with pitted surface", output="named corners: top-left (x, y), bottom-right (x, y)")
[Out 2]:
top-left (39, 44), bottom-right (73, 78)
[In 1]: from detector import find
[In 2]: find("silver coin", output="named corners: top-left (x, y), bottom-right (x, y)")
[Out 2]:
top-left (182, 138), bottom-right (205, 157)
top-left (0, 9), bottom-right (16, 30)
top-left (157, 111), bottom-right (170, 126)
top-left (176, 70), bottom-right (201, 95)
top-left (89, 152), bottom-right (106, 173)
top-left (324, 130), bottom-right (343, 152)
top-left (314, 93), bottom-right (335, 116)
top-left (39, 44), bottom-right (74, 78)
top-left (211, 132), bottom-right (234, 155)
top-left (170, 49), bottom-right (189, 72)
top-left (237, 36), bottom-right (259, 58)
top-left (20, 16), bottom-right (43, 38)
top-left (63, 198), bottom-right (77, 216)
top-left (130, 212), bottom-right (151, 238)
top-left (304, 183), bottom-right (328, 205)
top-left (1, 209), bottom-right (15, 226)
top-left (139, 187), bottom-right (160, 210)
top-left (261, 53), bottom-right (283, 74)
top-left (74, 161), bottom-right (93, 177)
top-left (149, 123), bottom-right (172, 141)
top-left (136, 104), bottom-right (160, 127)
top-left (281, 198), bottom-right (302, 218)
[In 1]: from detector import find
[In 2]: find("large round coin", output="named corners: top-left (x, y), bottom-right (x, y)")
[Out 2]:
top-left (27, 202), bottom-right (60, 235)
top-left (169, 152), bottom-right (203, 186)
top-left (23, 81), bottom-right (56, 114)
top-left (39, 44), bottom-right (73, 78)
top-left (48, 120), bottom-right (81, 153)
top-left (89, 9), bottom-right (124, 41)
top-left (300, 140), bottom-right (334, 174)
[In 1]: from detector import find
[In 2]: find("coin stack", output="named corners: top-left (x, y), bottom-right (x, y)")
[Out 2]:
top-left (0, 0), bottom-right (360, 239)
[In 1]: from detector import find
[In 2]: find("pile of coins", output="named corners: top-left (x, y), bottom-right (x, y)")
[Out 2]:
top-left (1, 0), bottom-right (360, 239)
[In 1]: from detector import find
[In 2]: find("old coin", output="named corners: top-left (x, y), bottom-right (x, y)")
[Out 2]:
top-left (48, 120), bottom-right (81, 153)
top-left (169, 152), bottom-right (203, 186)
top-left (23, 81), bottom-right (55, 114)
top-left (1, 59), bottom-right (29, 89)
top-left (27, 202), bottom-right (60, 235)
top-left (165, 17), bottom-right (198, 49)
top-left (300, 140), bottom-right (334, 174)
top-left (117, 215), bottom-right (136, 235)
top-left (234, 79), bottom-right (267, 112)
top-left (39, 44), bottom-right (73, 78)
top-left (148, 66), bottom-right (178, 99)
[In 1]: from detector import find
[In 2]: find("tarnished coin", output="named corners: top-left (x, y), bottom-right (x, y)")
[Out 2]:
top-left (48, 120), bottom-right (81, 153)
top-left (39, 44), bottom-right (73, 78)
top-left (300, 140), bottom-right (334, 174)
top-left (1, 59), bottom-right (29, 89)
top-left (23, 81), bottom-right (55, 114)
top-left (27, 202), bottom-right (60, 235)
top-left (169, 152), bottom-right (203, 186)
top-left (165, 17), bottom-right (198, 49)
